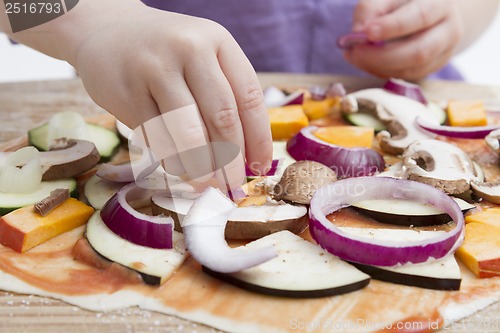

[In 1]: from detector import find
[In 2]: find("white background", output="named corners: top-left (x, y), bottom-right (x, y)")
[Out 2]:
top-left (1, 7), bottom-right (500, 85)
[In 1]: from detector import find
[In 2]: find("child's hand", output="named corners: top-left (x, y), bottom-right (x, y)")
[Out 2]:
top-left (74, 4), bottom-right (272, 189)
top-left (344, 0), bottom-right (464, 80)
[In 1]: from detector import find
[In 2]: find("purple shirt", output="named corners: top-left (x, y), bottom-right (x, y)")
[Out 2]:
top-left (143, 0), bottom-right (462, 80)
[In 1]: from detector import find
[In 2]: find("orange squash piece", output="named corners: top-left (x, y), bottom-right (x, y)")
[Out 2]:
top-left (237, 178), bottom-right (270, 207)
top-left (447, 100), bottom-right (487, 127)
top-left (313, 126), bottom-right (374, 148)
top-left (302, 97), bottom-right (340, 120)
top-left (268, 105), bottom-right (309, 140)
top-left (456, 222), bottom-right (500, 278)
top-left (0, 198), bottom-right (94, 253)
top-left (456, 208), bottom-right (500, 278)
top-left (465, 207), bottom-right (500, 228)
top-left (237, 195), bottom-right (269, 207)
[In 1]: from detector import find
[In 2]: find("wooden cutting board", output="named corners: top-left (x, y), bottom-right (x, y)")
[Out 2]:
top-left (0, 75), bottom-right (499, 333)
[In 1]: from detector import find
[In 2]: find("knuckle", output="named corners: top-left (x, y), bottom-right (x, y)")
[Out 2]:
top-left (212, 108), bottom-right (240, 134)
top-left (238, 86), bottom-right (265, 115)
top-left (391, 17), bottom-right (405, 37)
top-left (180, 34), bottom-right (205, 54)
top-left (209, 21), bottom-right (231, 38)
top-left (416, 5), bottom-right (432, 27)
top-left (178, 122), bottom-right (206, 144)
top-left (412, 48), bottom-right (430, 66)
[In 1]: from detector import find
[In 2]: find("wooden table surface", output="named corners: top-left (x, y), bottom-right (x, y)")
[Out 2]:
top-left (0, 74), bottom-right (499, 333)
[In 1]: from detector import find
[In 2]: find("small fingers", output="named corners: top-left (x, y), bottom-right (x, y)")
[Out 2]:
top-left (217, 35), bottom-right (273, 176)
top-left (345, 18), bottom-right (458, 80)
top-left (184, 51), bottom-right (246, 189)
top-left (150, 76), bottom-right (214, 182)
top-left (366, 0), bottom-right (450, 41)
top-left (140, 114), bottom-right (186, 176)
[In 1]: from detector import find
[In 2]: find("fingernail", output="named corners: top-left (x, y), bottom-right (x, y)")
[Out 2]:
top-left (247, 160), bottom-right (268, 176)
top-left (258, 159), bottom-right (272, 176)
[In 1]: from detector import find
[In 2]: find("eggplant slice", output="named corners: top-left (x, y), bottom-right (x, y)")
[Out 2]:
top-left (351, 197), bottom-right (475, 226)
top-left (86, 211), bottom-right (188, 285)
top-left (152, 194), bottom-right (309, 239)
top-left (203, 230), bottom-right (370, 298)
top-left (350, 254), bottom-right (461, 290)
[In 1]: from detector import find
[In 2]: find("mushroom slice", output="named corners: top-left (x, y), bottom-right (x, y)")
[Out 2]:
top-left (471, 180), bottom-right (500, 204)
top-left (343, 89), bottom-right (436, 155)
top-left (40, 139), bottom-right (100, 180)
top-left (379, 160), bottom-right (485, 182)
top-left (377, 162), bottom-right (404, 178)
top-left (273, 160), bottom-right (337, 205)
top-left (225, 203), bottom-right (308, 240)
top-left (402, 139), bottom-right (477, 195)
top-left (151, 194), bottom-right (308, 239)
top-left (485, 128), bottom-right (500, 153)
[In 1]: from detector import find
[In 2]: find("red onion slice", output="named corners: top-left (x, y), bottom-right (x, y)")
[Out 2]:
top-left (286, 126), bottom-right (385, 178)
top-left (264, 86), bottom-right (304, 108)
top-left (309, 177), bottom-right (465, 267)
top-left (245, 159), bottom-right (281, 177)
top-left (309, 86), bottom-right (327, 100)
top-left (281, 90), bottom-right (304, 106)
top-left (182, 187), bottom-right (277, 273)
top-left (308, 83), bottom-right (346, 101)
top-left (383, 78), bottom-right (428, 105)
top-left (228, 186), bottom-right (248, 202)
top-left (115, 120), bottom-right (133, 141)
top-left (337, 32), bottom-right (385, 50)
top-left (416, 116), bottom-right (500, 139)
top-left (100, 183), bottom-right (173, 249)
top-left (0, 146), bottom-right (42, 194)
top-left (326, 82), bottom-right (346, 98)
top-left (96, 148), bottom-right (160, 183)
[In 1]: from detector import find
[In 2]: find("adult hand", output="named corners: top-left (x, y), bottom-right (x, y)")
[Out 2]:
top-left (73, 1), bottom-right (272, 191)
top-left (345, 0), bottom-right (464, 80)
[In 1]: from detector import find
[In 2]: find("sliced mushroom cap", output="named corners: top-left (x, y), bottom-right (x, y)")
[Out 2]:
top-left (485, 128), bottom-right (500, 153)
top-left (273, 160), bottom-right (337, 205)
top-left (225, 204), bottom-right (308, 240)
top-left (40, 139), bottom-right (100, 180)
top-left (342, 89), bottom-right (436, 155)
top-left (151, 194), bottom-right (308, 239)
top-left (402, 139), bottom-right (477, 195)
top-left (471, 181), bottom-right (500, 204)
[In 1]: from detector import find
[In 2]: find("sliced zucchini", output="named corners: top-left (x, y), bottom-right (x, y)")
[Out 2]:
top-left (343, 101), bottom-right (446, 132)
top-left (351, 254), bottom-right (461, 290)
top-left (428, 101), bottom-right (447, 125)
top-left (203, 230), bottom-right (370, 298)
top-left (28, 123), bottom-right (120, 162)
top-left (83, 174), bottom-right (125, 210)
top-left (351, 197), bottom-right (475, 226)
top-left (86, 211), bottom-right (188, 285)
top-left (0, 178), bottom-right (77, 216)
top-left (343, 112), bottom-right (386, 132)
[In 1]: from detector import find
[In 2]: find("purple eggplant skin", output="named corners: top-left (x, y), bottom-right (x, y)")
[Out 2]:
top-left (350, 262), bottom-right (461, 291)
top-left (202, 266), bottom-right (370, 298)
